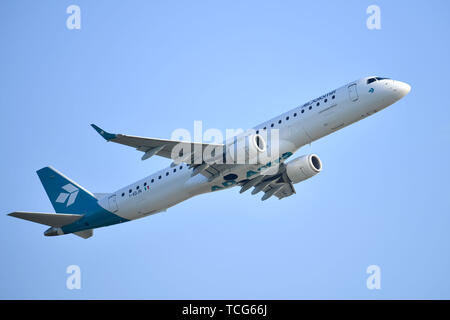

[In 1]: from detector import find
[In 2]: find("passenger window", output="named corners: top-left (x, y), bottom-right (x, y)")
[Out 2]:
top-left (294, 113), bottom-right (297, 117)
top-left (324, 99), bottom-right (327, 103)
top-left (136, 186), bottom-right (139, 190)
top-left (309, 106), bottom-right (312, 110)
top-left (158, 176), bottom-right (161, 179)
top-left (286, 116), bottom-right (289, 120)
top-left (271, 123), bottom-right (274, 127)
top-left (278, 120), bottom-right (282, 124)
top-left (332, 95), bottom-right (335, 99)
top-left (166, 172), bottom-right (169, 176)
top-left (122, 193), bottom-right (125, 197)
top-left (173, 169), bottom-right (176, 173)
top-left (301, 109), bottom-right (305, 113)
top-left (316, 102), bottom-right (320, 106)
top-left (151, 179), bottom-right (154, 183)
top-left (129, 189), bottom-right (132, 193)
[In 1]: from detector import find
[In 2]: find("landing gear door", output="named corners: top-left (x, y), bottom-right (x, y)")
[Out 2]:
top-left (348, 83), bottom-right (359, 102)
top-left (108, 195), bottom-right (119, 213)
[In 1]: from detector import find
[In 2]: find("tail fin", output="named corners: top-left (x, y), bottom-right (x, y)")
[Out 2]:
top-left (37, 167), bottom-right (99, 214)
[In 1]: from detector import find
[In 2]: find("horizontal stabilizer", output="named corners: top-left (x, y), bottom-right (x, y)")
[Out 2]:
top-left (8, 211), bottom-right (83, 227)
top-left (74, 229), bottom-right (93, 239)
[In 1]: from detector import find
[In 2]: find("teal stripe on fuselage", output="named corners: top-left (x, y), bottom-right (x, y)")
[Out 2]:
top-left (62, 207), bottom-right (128, 234)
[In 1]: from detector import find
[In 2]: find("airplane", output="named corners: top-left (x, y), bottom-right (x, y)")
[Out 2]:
top-left (8, 76), bottom-right (411, 239)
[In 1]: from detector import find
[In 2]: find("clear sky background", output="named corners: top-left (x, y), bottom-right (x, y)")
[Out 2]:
top-left (1, 0), bottom-right (450, 299)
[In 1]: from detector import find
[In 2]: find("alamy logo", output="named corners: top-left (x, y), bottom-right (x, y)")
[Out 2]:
top-left (56, 184), bottom-right (79, 207)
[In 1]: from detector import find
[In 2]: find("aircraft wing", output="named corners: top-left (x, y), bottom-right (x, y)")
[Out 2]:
top-left (259, 172), bottom-right (296, 201)
top-left (91, 124), bottom-right (296, 200)
top-left (269, 180), bottom-right (296, 200)
top-left (238, 166), bottom-right (296, 201)
top-left (91, 124), bottom-right (224, 162)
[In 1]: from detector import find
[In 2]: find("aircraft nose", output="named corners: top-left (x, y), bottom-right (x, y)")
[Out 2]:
top-left (394, 80), bottom-right (411, 98)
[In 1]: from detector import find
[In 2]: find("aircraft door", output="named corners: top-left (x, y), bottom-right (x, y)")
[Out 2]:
top-left (348, 84), bottom-right (359, 102)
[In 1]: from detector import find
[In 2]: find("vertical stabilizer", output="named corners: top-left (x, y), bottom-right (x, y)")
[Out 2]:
top-left (36, 167), bottom-right (99, 214)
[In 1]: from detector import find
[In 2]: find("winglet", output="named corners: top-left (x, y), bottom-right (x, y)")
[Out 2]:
top-left (91, 124), bottom-right (117, 141)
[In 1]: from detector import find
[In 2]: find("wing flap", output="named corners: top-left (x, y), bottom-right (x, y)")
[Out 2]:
top-left (272, 173), bottom-right (296, 199)
top-left (274, 181), bottom-right (296, 199)
top-left (248, 169), bottom-right (296, 201)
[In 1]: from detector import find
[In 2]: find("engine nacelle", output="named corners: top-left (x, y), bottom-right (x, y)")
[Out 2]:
top-left (225, 133), bottom-right (267, 164)
top-left (285, 154), bottom-right (322, 184)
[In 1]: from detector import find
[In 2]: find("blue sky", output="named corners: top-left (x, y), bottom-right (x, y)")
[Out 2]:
top-left (1, 0), bottom-right (450, 299)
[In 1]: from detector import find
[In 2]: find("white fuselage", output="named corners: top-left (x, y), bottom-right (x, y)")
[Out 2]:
top-left (98, 76), bottom-right (410, 221)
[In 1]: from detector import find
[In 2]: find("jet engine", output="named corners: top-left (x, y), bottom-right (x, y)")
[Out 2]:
top-left (285, 154), bottom-right (322, 184)
top-left (225, 133), bottom-right (267, 164)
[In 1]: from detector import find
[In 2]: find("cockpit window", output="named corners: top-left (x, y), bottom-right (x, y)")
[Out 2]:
top-left (367, 77), bottom-right (391, 84)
